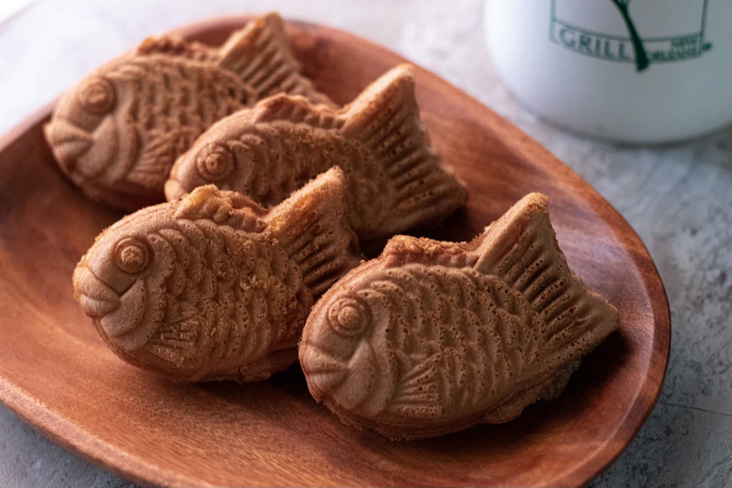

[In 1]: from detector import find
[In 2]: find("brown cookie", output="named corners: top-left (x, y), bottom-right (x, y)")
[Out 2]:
top-left (73, 167), bottom-right (360, 382)
top-left (299, 193), bottom-right (619, 440)
top-left (45, 12), bottom-right (333, 211)
top-left (166, 64), bottom-right (468, 243)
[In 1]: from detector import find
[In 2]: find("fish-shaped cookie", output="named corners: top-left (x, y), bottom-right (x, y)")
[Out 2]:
top-left (300, 193), bottom-right (619, 439)
top-left (45, 12), bottom-right (332, 211)
top-left (166, 64), bottom-right (468, 243)
top-left (73, 167), bottom-right (360, 382)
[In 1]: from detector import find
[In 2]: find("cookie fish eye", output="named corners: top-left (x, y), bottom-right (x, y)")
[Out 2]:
top-left (327, 297), bottom-right (371, 337)
top-left (78, 76), bottom-right (116, 115)
top-left (196, 143), bottom-right (235, 182)
top-left (114, 237), bottom-right (150, 274)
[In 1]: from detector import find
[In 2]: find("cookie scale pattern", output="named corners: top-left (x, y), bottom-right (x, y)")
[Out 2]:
top-left (74, 167), bottom-right (360, 382)
top-left (45, 13), bottom-right (332, 210)
top-left (166, 64), bottom-right (468, 243)
top-left (300, 193), bottom-right (619, 439)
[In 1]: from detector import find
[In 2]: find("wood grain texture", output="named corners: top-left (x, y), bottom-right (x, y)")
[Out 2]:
top-left (0, 16), bottom-right (670, 488)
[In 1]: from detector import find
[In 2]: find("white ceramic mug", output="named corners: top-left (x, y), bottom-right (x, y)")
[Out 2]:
top-left (485, 0), bottom-right (732, 144)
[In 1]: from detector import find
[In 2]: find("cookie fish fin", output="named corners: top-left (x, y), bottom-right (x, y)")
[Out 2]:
top-left (175, 185), bottom-right (268, 233)
top-left (137, 34), bottom-right (216, 62)
top-left (251, 94), bottom-right (343, 128)
top-left (216, 12), bottom-right (333, 105)
top-left (483, 359), bottom-right (581, 424)
top-left (144, 315), bottom-right (201, 359)
top-left (341, 64), bottom-right (467, 232)
top-left (387, 354), bottom-right (442, 419)
top-left (381, 235), bottom-right (475, 269)
top-left (125, 130), bottom-right (181, 189)
top-left (263, 166), bottom-right (361, 295)
top-left (473, 193), bottom-right (619, 364)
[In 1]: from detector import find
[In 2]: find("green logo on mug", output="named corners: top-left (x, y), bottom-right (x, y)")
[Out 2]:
top-left (550, 0), bottom-right (712, 72)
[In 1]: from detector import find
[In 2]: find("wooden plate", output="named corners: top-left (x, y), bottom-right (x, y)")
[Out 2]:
top-left (0, 16), bottom-right (670, 488)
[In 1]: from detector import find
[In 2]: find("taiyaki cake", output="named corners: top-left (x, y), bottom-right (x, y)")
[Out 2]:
top-left (45, 12), bottom-right (332, 211)
top-left (73, 167), bottom-right (360, 382)
top-left (166, 64), bottom-right (468, 242)
top-left (300, 193), bottom-right (619, 440)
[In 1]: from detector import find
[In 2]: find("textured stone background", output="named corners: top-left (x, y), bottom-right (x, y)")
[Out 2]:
top-left (1, 1), bottom-right (730, 487)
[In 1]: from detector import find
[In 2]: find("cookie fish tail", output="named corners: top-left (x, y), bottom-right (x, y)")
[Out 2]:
top-left (474, 193), bottom-right (619, 364)
top-left (264, 167), bottom-right (361, 296)
top-left (216, 12), bottom-right (333, 105)
top-left (341, 64), bottom-right (468, 234)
